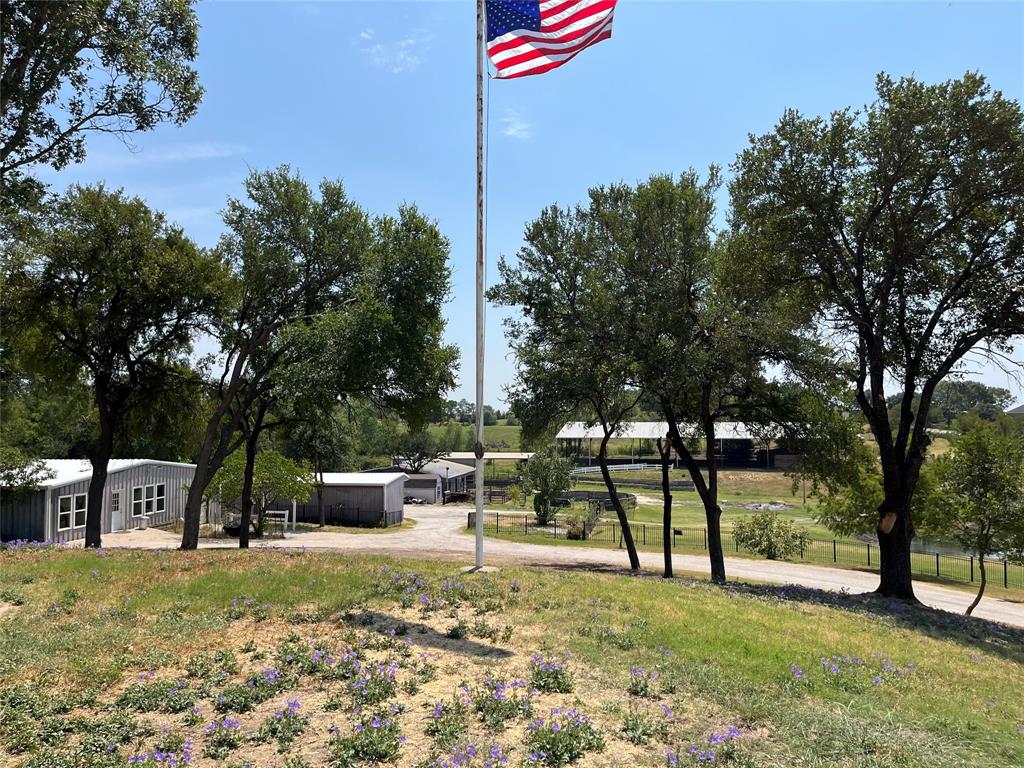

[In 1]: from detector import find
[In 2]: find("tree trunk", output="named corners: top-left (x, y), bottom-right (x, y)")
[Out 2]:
top-left (965, 554), bottom-right (986, 616)
top-left (666, 415), bottom-right (726, 583)
top-left (658, 437), bottom-right (672, 579)
top-left (597, 433), bottom-right (640, 570)
top-left (84, 420), bottom-right (115, 548)
top-left (238, 432), bottom-right (258, 549)
top-left (874, 492), bottom-right (917, 600)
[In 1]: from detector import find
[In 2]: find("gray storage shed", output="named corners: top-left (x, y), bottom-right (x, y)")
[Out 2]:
top-left (1, 459), bottom-right (200, 544)
top-left (283, 472), bottom-right (407, 527)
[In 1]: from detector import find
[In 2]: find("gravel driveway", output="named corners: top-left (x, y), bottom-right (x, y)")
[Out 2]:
top-left (102, 505), bottom-right (1024, 628)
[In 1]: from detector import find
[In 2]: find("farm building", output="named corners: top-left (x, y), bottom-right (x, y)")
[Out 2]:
top-left (285, 473), bottom-right (407, 527)
top-left (0, 459), bottom-right (203, 544)
top-left (366, 460), bottom-right (473, 503)
top-left (554, 421), bottom-right (784, 468)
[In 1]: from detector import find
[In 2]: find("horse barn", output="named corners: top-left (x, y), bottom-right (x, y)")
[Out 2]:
top-left (555, 421), bottom-right (790, 468)
top-left (0, 459), bottom-right (200, 544)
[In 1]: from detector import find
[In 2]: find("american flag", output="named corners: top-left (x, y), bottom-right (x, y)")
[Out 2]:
top-left (485, 0), bottom-right (617, 79)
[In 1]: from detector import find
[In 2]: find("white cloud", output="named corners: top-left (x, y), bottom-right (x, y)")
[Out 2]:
top-left (69, 141), bottom-right (250, 171)
top-left (358, 29), bottom-right (432, 74)
top-left (500, 109), bottom-right (533, 141)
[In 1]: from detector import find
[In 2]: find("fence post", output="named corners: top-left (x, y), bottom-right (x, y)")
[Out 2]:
top-left (936, 553), bottom-right (940, 578)
top-left (1006, 559), bottom-right (1010, 589)
top-left (553, 517), bottom-right (557, 539)
top-left (703, 529), bottom-right (707, 550)
top-left (867, 544), bottom-right (871, 567)
top-left (833, 540), bottom-right (837, 563)
top-left (970, 556), bottom-right (974, 583)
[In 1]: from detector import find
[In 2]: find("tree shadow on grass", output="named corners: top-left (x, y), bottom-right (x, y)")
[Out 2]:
top-left (340, 608), bottom-right (514, 660)
top-left (541, 562), bottom-right (1024, 666)
top-left (714, 579), bottom-right (1024, 666)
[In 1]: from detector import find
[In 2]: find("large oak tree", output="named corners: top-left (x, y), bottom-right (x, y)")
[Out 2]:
top-left (730, 72), bottom-right (1024, 598)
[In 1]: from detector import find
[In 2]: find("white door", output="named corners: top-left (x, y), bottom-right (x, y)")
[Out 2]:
top-left (110, 489), bottom-right (124, 531)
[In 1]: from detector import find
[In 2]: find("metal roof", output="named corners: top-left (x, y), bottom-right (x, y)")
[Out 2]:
top-left (555, 421), bottom-right (769, 441)
top-left (320, 472), bottom-right (407, 487)
top-left (1007, 403), bottom-right (1024, 415)
top-left (421, 459), bottom-right (476, 478)
top-left (36, 459), bottom-right (197, 489)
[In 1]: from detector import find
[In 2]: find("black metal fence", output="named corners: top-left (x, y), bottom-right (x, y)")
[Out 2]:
top-left (466, 512), bottom-right (1024, 590)
top-left (268, 503), bottom-right (402, 528)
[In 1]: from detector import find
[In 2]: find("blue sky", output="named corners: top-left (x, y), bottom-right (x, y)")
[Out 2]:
top-left (42, 1), bottom-right (1024, 406)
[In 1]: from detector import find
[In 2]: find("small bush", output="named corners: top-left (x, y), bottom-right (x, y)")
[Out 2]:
top-left (471, 676), bottom-right (532, 730)
top-left (254, 698), bottom-right (306, 751)
top-left (732, 512), bottom-right (807, 560)
top-left (328, 712), bottom-right (402, 767)
top-left (350, 661), bottom-right (399, 705)
top-left (621, 707), bottom-right (668, 745)
top-left (529, 653), bottom-right (574, 693)
top-left (203, 717), bottom-right (243, 758)
top-left (115, 679), bottom-right (196, 713)
top-left (425, 697), bottom-right (469, 749)
top-left (525, 708), bottom-right (605, 766)
top-left (627, 667), bottom-right (660, 699)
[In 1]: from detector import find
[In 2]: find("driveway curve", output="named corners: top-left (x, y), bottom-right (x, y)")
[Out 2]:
top-left (104, 505), bottom-right (1024, 628)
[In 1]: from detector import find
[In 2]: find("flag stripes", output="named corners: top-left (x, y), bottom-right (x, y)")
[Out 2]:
top-left (486, 0), bottom-right (617, 79)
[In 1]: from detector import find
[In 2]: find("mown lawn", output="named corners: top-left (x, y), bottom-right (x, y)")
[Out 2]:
top-left (0, 548), bottom-right (1022, 767)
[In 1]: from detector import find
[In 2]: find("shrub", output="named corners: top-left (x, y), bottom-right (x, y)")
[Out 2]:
top-left (185, 649), bottom-right (239, 682)
top-left (255, 698), bottom-right (306, 751)
top-left (328, 712), bottom-right (403, 767)
top-left (214, 667), bottom-right (292, 713)
top-left (350, 661), bottom-right (399, 705)
top-left (732, 512), bottom-right (807, 560)
top-left (621, 707), bottom-right (668, 745)
top-left (425, 697), bottom-right (469, 749)
top-left (529, 653), bottom-right (574, 693)
top-left (203, 717), bottom-right (242, 758)
top-left (525, 708), bottom-right (604, 766)
top-left (471, 676), bottom-right (533, 730)
top-left (627, 667), bottom-right (660, 699)
top-left (533, 495), bottom-right (555, 526)
top-left (115, 679), bottom-right (196, 713)
top-left (564, 504), bottom-right (599, 540)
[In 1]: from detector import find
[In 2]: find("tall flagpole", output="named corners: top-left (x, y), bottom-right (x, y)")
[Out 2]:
top-left (473, 0), bottom-right (486, 569)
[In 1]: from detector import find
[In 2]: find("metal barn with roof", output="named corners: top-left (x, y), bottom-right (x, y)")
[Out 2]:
top-left (0, 459), bottom-right (202, 544)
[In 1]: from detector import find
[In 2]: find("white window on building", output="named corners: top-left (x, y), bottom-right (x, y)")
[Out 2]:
top-left (132, 484), bottom-right (166, 516)
top-left (58, 495), bottom-right (72, 531)
top-left (60, 494), bottom-right (87, 530)
top-left (73, 494), bottom-right (86, 527)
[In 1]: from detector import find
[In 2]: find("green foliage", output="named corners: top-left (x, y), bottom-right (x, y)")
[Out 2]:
top-left (0, 0), bottom-right (203, 177)
top-left (114, 679), bottom-right (196, 714)
top-left (471, 676), bottom-right (533, 730)
top-left (918, 424), bottom-right (1024, 564)
top-left (529, 653), bottom-right (574, 693)
top-left (620, 707), bottom-right (668, 745)
top-left (425, 697), bottom-right (469, 749)
top-left (730, 71), bottom-right (1024, 594)
top-left (563, 503), bottom-right (600, 541)
top-left (733, 512), bottom-right (808, 560)
top-left (521, 448), bottom-right (574, 526)
top-left (212, 449), bottom-right (314, 519)
top-left (391, 430), bottom-right (445, 472)
top-left (0, 447), bottom-right (53, 493)
top-left (328, 711), bottom-right (402, 767)
top-left (525, 709), bottom-right (605, 766)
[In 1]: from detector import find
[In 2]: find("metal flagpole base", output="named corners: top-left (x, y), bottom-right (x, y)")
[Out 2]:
top-left (459, 565), bottom-right (500, 574)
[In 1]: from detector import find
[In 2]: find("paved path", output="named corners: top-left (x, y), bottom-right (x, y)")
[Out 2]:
top-left (105, 505), bottom-right (1024, 628)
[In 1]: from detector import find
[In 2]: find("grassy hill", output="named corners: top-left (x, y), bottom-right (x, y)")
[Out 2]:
top-left (1, 548), bottom-right (1021, 767)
